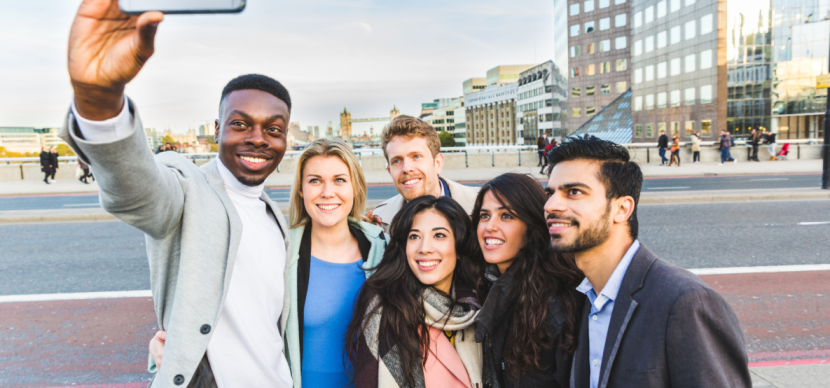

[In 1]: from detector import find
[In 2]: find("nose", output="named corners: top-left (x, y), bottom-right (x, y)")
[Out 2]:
top-left (544, 192), bottom-right (567, 215)
top-left (245, 126), bottom-right (268, 148)
top-left (320, 181), bottom-right (335, 198)
top-left (401, 158), bottom-right (415, 174)
top-left (418, 236), bottom-right (435, 255)
top-left (483, 216), bottom-right (499, 233)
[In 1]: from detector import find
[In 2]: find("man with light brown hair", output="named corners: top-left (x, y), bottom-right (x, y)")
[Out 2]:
top-left (367, 115), bottom-right (478, 231)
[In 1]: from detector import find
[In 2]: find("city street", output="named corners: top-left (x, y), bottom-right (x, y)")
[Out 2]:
top-left (1, 199), bottom-right (829, 386)
top-left (0, 173), bottom-right (821, 211)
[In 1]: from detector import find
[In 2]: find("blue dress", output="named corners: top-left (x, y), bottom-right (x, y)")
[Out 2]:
top-left (302, 255), bottom-right (366, 388)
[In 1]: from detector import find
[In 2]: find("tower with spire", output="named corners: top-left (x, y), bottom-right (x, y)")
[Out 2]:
top-left (340, 107), bottom-right (352, 140)
top-left (390, 105), bottom-right (400, 120)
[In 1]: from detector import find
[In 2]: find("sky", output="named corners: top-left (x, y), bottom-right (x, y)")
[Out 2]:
top-left (0, 0), bottom-right (555, 134)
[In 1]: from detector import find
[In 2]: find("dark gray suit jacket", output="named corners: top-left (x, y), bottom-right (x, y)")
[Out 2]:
top-left (570, 244), bottom-right (751, 388)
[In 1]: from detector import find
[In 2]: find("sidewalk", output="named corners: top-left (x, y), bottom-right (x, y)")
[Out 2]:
top-left (750, 364), bottom-right (830, 387)
top-left (0, 159), bottom-right (822, 197)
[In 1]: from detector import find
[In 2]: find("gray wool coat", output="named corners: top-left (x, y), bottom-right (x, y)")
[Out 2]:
top-left (60, 100), bottom-right (291, 388)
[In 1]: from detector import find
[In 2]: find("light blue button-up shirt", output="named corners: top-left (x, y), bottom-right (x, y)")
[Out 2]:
top-left (575, 240), bottom-right (640, 388)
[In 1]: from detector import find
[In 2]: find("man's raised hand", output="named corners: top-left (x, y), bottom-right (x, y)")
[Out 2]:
top-left (68, 0), bottom-right (163, 120)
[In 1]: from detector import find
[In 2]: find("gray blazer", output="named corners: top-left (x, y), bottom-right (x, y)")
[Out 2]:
top-left (59, 101), bottom-right (291, 388)
top-left (570, 244), bottom-right (751, 388)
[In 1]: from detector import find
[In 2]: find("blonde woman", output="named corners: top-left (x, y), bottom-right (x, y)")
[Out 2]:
top-left (148, 138), bottom-right (386, 388)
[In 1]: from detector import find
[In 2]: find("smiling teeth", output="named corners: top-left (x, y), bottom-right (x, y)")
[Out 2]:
top-left (240, 156), bottom-right (266, 163)
top-left (485, 238), bottom-right (504, 246)
top-left (404, 179), bottom-right (420, 185)
top-left (318, 204), bottom-right (340, 211)
top-left (550, 223), bottom-right (571, 227)
top-left (419, 260), bottom-right (440, 267)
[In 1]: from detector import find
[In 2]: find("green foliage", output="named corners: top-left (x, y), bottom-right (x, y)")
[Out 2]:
top-left (210, 144), bottom-right (219, 153)
top-left (56, 144), bottom-right (76, 156)
top-left (161, 135), bottom-right (179, 146)
top-left (438, 131), bottom-right (456, 147)
top-left (0, 146), bottom-right (38, 158)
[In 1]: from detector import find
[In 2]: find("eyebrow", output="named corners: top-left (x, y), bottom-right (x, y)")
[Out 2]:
top-left (227, 111), bottom-right (286, 123)
top-left (558, 182), bottom-right (592, 191)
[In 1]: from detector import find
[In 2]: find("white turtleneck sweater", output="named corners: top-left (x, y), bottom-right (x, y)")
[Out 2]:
top-left (72, 100), bottom-right (293, 387)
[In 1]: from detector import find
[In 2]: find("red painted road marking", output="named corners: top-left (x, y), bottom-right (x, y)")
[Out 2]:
top-left (750, 358), bottom-right (829, 368)
top-left (43, 384), bottom-right (148, 388)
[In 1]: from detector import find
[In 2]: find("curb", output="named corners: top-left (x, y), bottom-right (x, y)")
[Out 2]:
top-left (0, 213), bottom-right (118, 224)
top-left (640, 191), bottom-right (830, 204)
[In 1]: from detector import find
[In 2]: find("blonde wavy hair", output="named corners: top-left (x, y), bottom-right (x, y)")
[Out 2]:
top-left (289, 138), bottom-right (367, 227)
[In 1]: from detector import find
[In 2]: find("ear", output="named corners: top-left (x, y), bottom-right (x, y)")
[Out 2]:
top-left (214, 119), bottom-right (221, 143)
top-left (434, 153), bottom-right (444, 175)
top-left (612, 196), bottom-right (635, 225)
top-left (386, 165), bottom-right (391, 175)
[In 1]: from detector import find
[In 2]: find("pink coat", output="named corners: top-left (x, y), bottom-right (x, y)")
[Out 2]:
top-left (423, 327), bottom-right (472, 388)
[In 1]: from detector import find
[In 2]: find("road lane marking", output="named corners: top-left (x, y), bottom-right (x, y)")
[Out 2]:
top-left (798, 221), bottom-right (830, 226)
top-left (0, 290), bottom-right (151, 303)
top-left (645, 186), bottom-right (691, 190)
top-left (690, 264), bottom-right (830, 276)
top-left (62, 203), bottom-right (100, 207)
top-left (749, 178), bottom-right (790, 181)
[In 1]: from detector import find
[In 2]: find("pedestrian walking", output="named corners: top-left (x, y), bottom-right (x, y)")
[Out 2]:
top-left (78, 160), bottom-right (91, 184)
top-left (39, 147), bottom-right (52, 184)
top-left (657, 130), bottom-right (669, 165)
top-left (719, 129), bottom-right (736, 165)
top-left (749, 129), bottom-right (761, 162)
top-left (536, 133), bottom-right (548, 167)
top-left (49, 146), bottom-right (59, 181)
top-left (765, 130), bottom-right (777, 160)
top-left (668, 134), bottom-right (680, 166)
top-left (540, 137), bottom-right (557, 174)
top-left (692, 131), bottom-right (701, 162)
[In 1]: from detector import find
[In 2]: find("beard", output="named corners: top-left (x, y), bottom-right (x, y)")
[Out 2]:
top-left (549, 202), bottom-right (612, 253)
top-left (235, 174), bottom-right (267, 187)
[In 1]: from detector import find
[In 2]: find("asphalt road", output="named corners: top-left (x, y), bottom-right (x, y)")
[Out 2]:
top-left (1, 199), bottom-right (828, 296)
top-left (0, 173), bottom-right (822, 211)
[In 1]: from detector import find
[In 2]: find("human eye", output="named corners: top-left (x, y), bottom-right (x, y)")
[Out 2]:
top-left (478, 213), bottom-right (490, 220)
top-left (231, 120), bottom-right (246, 128)
top-left (435, 232), bottom-right (447, 238)
top-left (308, 178), bottom-right (319, 184)
top-left (569, 189), bottom-right (583, 196)
top-left (408, 233), bottom-right (420, 240)
top-left (501, 213), bottom-right (514, 220)
top-left (267, 126), bottom-right (283, 134)
top-left (336, 177), bottom-right (347, 183)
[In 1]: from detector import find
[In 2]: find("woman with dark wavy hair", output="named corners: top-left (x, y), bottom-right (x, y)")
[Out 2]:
top-left (346, 195), bottom-right (488, 388)
top-left (472, 173), bottom-right (584, 387)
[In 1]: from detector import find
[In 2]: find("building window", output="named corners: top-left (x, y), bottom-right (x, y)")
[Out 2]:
top-left (658, 122), bottom-right (667, 135)
top-left (616, 58), bottom-right (627, 71)
top-left (585, 21), bottom-right (595, 33)
top-left (686, 0), bottom-right (696, 6)
top-left (646, 123), bottom-right (654, 137)
top-left (671, 0), bottom-right (680, 12)
top-left (685, 20), bottom-right (696, 40)
top-left (599, 0), bottom-right (610, 9)
top-left (645, 65), bottom-right (654, 81)
top-left (570, 3), bottom-right (580, 15)
top-left (615, 14), bottom-right (626, 27)
top-left (634, 96), bottom-right (643, 111)
top-left (645, 5), bottom-right (654, 23)
top-left (616, 36), bottom-right (627, 49)
top-left (572, 87), bottom-right (581, 97)
top-left (600, 40), bottom-right (611, 52)
top-left (634, 40), bottom-right (642, 55)
top-left (570, 45), bottom-right (580, 57)
top-left (671, 90), bottom-right (681, 107)
top-left (600, 17), bottom-right (610, 31)
top-left (658, 0), bottom-right (667, 17)
top-left (634, 68), bottom-right (643, 83)
top-left (634, 11), bottom-right (642, 28)
top-left (657, 92), bottom-right (667, 108)
top-left (571, 67), bottom-right (580, 77)
top-left (685, 121), bottom-right (694, 137)
top-left (701, 14), bottom-right (713, 34)
top-left (586, 106), bottom-right (596, 116)
top-left (670, 26), bottom-right (681, 45)
top-left (701, 49), bottom-right (712, 69)
top-left (700, 85), bottom-right (712, 103)
top-left (616, 81), bottom-right (627, 92)
top-left (615, 0), bottom-right (626, 4)
top-left (645, 36), bottom-right (654, 52)
top-left (600, 62), bottom-right (611, 74)
top-left (586, 64), bottom-right (596, 75)
top-left (685, 54), bottom-right (696, 73)
top-left (586, 85), bottom-right (596, 96)
top-left (657, 62), bottom-right (666, 78)
top-left (646, 94), bottom-right (654, 109)
top-left (584, 0), bottom-right (594, 12)
top-left (601, 84), bottom-right (611, 94)
top-left (586, 42), bottom-right (596, 54)
top-left (685, 87), bottom-right (695, 105)
top-left (701, 120), bottom-right (711, 136)
top-left (671, 121), bottom-right (680, 136)
top-left (657, 31), bottom-right (667, 48)
top-left (635, 124), bottom-right (643, 137)
top-left (670, 58), bottom-right (681, 75)
top-left (571, 24), bottom-right (580, 37)
top-left (572, 108), bottom-right (582, 118)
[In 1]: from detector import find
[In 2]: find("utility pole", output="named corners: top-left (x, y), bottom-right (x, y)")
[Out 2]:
top-left (824, 37), bottom-right (830, 189)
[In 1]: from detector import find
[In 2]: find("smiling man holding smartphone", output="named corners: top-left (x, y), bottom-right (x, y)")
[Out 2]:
top-left (63, 1), bottom-right (295, 387)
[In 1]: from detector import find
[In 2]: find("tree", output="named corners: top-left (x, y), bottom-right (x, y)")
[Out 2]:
top-left (438, 131), bottom-right (456, 147)
top-left (161, 135), bottom-right (179, 146)
top-left (56, 144), bottom-right (76, 156)
top-left (209, 144), bottom-right (219, 152)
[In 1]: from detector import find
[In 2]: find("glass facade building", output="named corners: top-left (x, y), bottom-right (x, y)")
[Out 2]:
top-left (516, 61), bottom-right (569, 143)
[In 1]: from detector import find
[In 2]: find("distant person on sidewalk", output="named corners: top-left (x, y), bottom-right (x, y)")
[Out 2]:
top-left (657, 130), bottom-right (669, 165)
top-left (544, 137), bottom-right (751, 387)
top-left (720, 129), bottom-right (736, 165)
top-left (537, 133), bottom-right (548, 167)
top-left (540, 136), bottom-right (558, 174)
top-left (49, 146), bottom-right (59, 181)
top-left (366, 116), bottom-right (478, 232)
top-left (668, 133), bottom-right (680, 167)
top-left (39, 147), bottom-right (52, 184)
top-left (765, 130), bottom-right (777, 160)
top-left (691, 131), bottom-right (701, 163)
top-left (749, 129), bottom-right (761, 162)
top-left (78, 160), bottom-right (91, 184)
top-left (155, 145), bottom-right (164, 154)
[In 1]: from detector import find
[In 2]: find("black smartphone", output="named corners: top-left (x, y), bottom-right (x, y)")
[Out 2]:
top-left (119, 0), bottom-right (246, 15)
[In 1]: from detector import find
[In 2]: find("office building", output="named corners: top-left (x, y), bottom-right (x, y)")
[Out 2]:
top-left (463, 78), bottom-right (487, 94)
top-left (516, 61), bottom-right (569, 144)
top-left (564, 0), bottom-right (632, 132)
top-left (0, 127), bottom-right (69, 154)
top-left (465, 83), bottom-right (519, 145)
